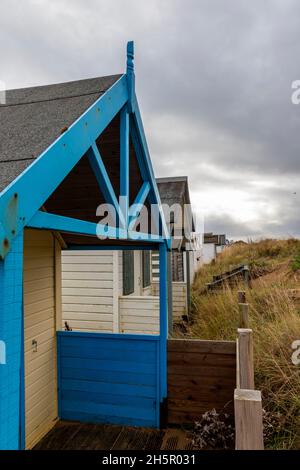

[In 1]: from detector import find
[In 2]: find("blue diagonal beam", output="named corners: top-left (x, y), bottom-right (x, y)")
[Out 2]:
top-left (128, 181), bottom-right (150, 229)
top-left (132, 95), bottom-right (170, 247)
top-left (88, 142), bottom-right (124, 228)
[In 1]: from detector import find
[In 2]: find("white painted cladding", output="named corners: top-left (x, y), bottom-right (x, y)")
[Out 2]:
top-left (61, 250), bottom-right (159, 335)
top-left (152, 280), bottom-right (187, 322)
top-left (119, 296), bottom-right (159, 335)
top-left (23, 229), bottom-right (58, 449)
top-left (61, 250), bottom-right (117, 332)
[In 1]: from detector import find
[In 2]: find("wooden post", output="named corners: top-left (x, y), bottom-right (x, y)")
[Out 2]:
top-left (236, 338), bottom-right (240, 389)
top-left (234, 389), bottom-right (264, 450)
top-left (238, 328), bottom-right (255, 389)
top-left (243, 265), bottom-right (249, 288)
top-left (238, 303), bottom-right (249, 328)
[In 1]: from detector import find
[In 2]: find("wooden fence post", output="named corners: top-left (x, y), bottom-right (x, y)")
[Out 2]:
top-left (234, 389), bottom-right (264, 450)
top-left (238, 328), bottom-right (254, 389)
top-left (238, 303), bottom-right (249, 328)
top-left (243, 265), bottom-right (250, 287)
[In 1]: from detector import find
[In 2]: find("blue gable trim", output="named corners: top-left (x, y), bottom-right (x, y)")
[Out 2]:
top-left (0, 42), bottom-right (170, 259)
top-left (0, 75), bottom-right (128, 258)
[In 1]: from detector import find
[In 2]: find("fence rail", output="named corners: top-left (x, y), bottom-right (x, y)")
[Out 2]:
top-left (206, 265), bottom-right (249, 292)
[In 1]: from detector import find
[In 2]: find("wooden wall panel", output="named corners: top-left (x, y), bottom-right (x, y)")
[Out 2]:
top-left (23, 229), bottom-right (58, 449)
top-left (167, 339), bottom-right (236, 424)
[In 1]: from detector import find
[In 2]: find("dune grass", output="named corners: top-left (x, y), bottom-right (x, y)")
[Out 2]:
top-left (188, 239), bottom-right (300, 449)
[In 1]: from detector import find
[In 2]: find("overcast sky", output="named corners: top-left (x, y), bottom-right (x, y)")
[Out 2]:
top-left (1, 0), bottom-right (300, 240)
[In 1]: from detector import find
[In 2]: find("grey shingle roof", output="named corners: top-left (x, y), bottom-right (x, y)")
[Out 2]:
top-left (0, 74), bottom-right (121, 192)
top-left (156, 176), bottom-right (190, 206)
top-left (156, 176), bottom-right (195, 235)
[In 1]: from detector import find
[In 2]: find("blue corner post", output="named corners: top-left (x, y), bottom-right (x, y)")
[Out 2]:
top-left (0, 232), bottom-right (24, 450)
top-left (159, 242), bottom-right (168, 402)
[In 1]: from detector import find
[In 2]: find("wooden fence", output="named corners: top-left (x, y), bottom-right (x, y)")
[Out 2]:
top-left (234, 292), bottom-right (264, 450)
top-left (206, 265), bottom-right (249, 292)
top-left (167, 339), bottom-right (236, 424)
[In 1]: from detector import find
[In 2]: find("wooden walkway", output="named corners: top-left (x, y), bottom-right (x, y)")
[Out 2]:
top-left (34, 421), bottom-right (195, 450)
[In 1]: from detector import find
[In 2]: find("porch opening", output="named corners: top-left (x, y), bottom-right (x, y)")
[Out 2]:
top-left (22, 229), bottom-right (167, 449)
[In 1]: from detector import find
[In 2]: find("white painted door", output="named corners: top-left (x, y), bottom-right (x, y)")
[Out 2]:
top-left (23, 229), bottom-right (58, 449)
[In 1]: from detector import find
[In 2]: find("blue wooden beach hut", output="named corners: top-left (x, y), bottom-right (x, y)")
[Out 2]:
top-left (0, 42), bottom-right (170, 450)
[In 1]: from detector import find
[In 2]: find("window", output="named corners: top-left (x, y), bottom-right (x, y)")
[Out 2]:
top-left (123, 251), bottom-right (134, 295)
top-left (142, 250), bottom-right (151, 288)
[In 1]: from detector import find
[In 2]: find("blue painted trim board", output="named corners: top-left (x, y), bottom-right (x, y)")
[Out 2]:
top-left (57, 330), bottom-right (160, 342)
top-left (28, 212), bottom-right (165, 243)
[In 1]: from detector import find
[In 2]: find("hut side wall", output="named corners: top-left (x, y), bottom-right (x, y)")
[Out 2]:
top-left (0, 233), bottom-right (23, 450)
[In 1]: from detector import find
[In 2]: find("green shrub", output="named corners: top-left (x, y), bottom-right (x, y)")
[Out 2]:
top-left (291, 251), bottom-right (300, 271)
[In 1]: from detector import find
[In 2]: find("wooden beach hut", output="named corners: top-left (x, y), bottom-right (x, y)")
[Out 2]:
top-left (0, 42), bottom-right (170, 450)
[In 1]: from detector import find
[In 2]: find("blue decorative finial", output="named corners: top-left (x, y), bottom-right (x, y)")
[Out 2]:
top-left (126, 41), bottom-right (135, 113)
top-left (127, 41), bottom-right (134, 74)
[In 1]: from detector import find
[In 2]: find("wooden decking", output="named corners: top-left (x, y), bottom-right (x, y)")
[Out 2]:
top-left (34, 421), bottom-right (195, 450)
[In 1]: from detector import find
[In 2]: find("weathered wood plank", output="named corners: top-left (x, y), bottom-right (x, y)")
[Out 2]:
top-left (168, 339), bottom-right (236, 354)
top-left (34, 421), bottom-right (194, 450)
top-left (168, 352), bottom-right (237, 366)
